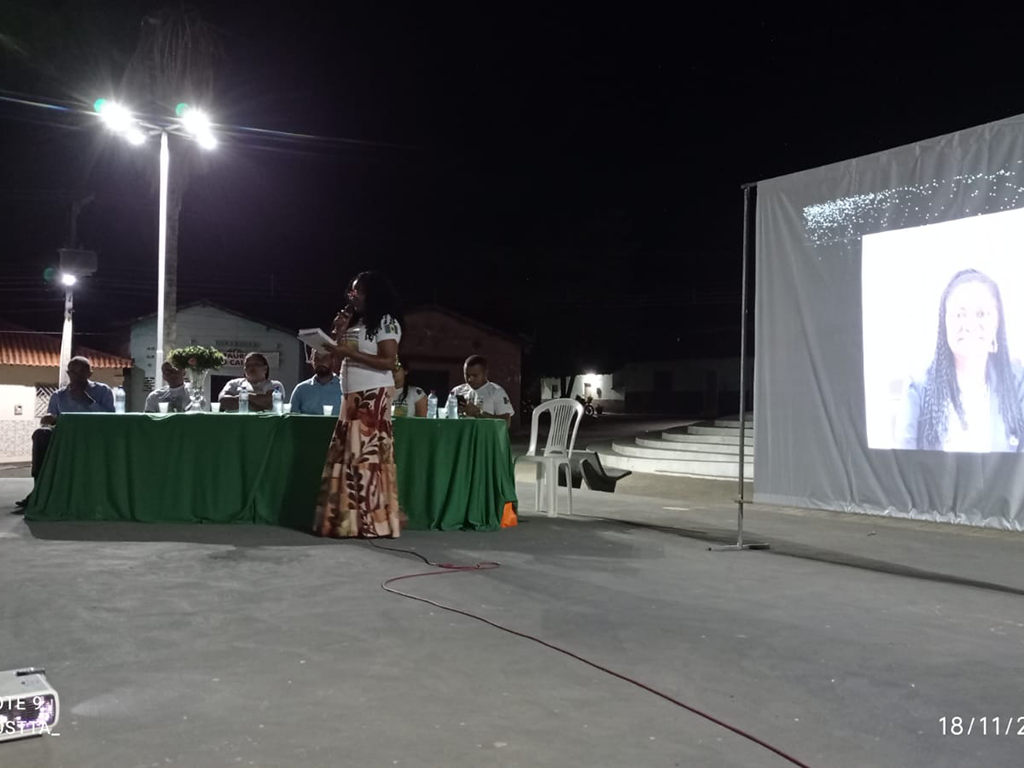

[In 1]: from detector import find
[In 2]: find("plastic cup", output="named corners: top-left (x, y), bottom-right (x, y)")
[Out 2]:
top-left (322, 405), bottom-right (333, 416)
top-left (210, 403), bottom-right (221, 413)
top-left (283, 404), bottom-right (292, 414)
top-left (157, 402), bottom-right (169, 414)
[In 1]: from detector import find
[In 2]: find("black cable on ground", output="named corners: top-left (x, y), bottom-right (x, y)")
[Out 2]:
top-left (362, 538), bottom-right (812, 768)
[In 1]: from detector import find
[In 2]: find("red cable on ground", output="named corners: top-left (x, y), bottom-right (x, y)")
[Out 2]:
top-left (373, 547), bottom-right (812, 768)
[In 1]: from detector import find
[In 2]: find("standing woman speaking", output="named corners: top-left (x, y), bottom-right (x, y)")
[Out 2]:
top-left (315, 271), bottom-right (404, 538)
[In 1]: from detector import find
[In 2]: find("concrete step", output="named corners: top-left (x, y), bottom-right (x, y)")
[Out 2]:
top-left (612, 440), bottom-right (753, 463)
top-left (635, 435), bottom-right (753, 455)
top-left (662, 431), bottom-right (753, 446)
top-left (598, 451), bottom-right (754, 480)
top-left (591, 441), bottom-right (754, 480)
top-left (685, 425), bottom-right (755, 437)
top-left (713, 418), bottom-right (755, 428)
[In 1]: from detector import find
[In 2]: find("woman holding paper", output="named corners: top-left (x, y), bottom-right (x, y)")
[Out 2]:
top-left (313, 271), bottom-right (404, 538)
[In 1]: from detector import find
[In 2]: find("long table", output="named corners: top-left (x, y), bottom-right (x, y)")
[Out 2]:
top-left (24, 413), bottom-right (517, 532)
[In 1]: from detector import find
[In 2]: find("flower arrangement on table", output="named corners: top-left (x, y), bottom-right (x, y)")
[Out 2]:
top-left (167, 345), bottom-right (227, 411)
top-left (168, 345), bottom-right (227, 371)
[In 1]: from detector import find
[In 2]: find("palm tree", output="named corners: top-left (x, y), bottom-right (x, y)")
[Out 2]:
top-left (123, 6), bottom-right (221, 350)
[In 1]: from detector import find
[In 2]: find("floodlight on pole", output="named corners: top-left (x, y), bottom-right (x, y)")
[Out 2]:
top-left (59, 273), bottom-right (77, 287)
top-left (180, 106), bottom-right (211, 136)
top-left (125, 128), bottom-right (147, 146)
top-left (94, 100), bottom-right (135, 134)
top-left (178, 103), bottom-right (217, 151)
top-left (96, 97), bottom-right (218, 390)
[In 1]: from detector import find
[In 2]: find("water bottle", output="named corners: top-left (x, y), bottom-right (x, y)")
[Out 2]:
top-left (272, 388), bottom-right (283, 414)
top-left (446, 393), bottom-right (459, 420)
top-left (426, 391), bottom-right (438, 419)
top-left (114, 387), bottom-right (126, 414)
top-left (239, 389), bottom-right (249, 414)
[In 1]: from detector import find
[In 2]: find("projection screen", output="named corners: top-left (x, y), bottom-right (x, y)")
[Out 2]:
top-left (754, 114), bottom-right (1024, 530)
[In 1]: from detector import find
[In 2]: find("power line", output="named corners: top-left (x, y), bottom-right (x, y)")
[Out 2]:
top-left (0, 90), bottom-right (418, 152)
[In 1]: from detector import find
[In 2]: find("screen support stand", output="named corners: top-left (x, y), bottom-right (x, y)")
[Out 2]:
top-left (712, 183), bottom-right (769, 552)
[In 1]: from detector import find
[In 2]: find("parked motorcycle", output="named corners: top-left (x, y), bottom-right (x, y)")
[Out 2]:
top-left (575, 394), bottom-right (600, 417)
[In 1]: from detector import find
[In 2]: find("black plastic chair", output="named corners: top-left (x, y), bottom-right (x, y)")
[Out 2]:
top-left (580, 454), bottom-right (631, 492)
top-left (557, 451), bottom-right (631, 493)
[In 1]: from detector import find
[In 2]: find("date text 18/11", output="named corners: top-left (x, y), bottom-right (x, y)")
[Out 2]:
top-left (940, 717), bottom-right (1024, 736)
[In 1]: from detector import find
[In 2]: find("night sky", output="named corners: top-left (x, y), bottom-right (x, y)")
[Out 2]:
top-left (1, 5), bottom-right (1022, 375)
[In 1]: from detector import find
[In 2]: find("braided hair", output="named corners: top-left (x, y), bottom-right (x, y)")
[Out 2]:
top-left (917, 269), bottom-right (1023, 449)
top-left (349, 271), bottom-right (403, 342)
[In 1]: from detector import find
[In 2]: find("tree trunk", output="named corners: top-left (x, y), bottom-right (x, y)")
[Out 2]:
top-left (163, 181), bottom-right (183, 352)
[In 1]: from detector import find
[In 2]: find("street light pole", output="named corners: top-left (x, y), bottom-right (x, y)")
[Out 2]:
top-left (93, 100), bottom-right (215, 394)
top-left (156, 130), bottom-right (169, 390)
top-left (56, 272), bottom-right (78, 388)
top-left (58, 285), bottom-right (73, 388)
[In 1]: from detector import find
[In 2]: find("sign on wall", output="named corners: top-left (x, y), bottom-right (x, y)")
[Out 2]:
top-left (222, 349), bottom-right (280, 369)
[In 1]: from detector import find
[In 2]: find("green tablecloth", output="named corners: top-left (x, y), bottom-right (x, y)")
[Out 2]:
top-left (25, 413), bottom-right (517, 532)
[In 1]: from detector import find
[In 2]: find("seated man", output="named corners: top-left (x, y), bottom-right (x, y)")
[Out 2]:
top-left (15, 356), bottom-right (115, 510)
top-left (217, 352), bottom-right (286, 412)
top-left (144, 362), bottom-right (191, 413)
top-left (450, 355), bottom-right (515, 426)
top-left (289, 350), bottom-right (343, 415)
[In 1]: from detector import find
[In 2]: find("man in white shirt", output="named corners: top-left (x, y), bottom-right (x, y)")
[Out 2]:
top-left (145, 362), bottom-right (192, 413)
top-left (451, 355), bottom-right (515, 426)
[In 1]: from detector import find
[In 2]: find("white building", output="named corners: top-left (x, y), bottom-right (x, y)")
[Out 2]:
top-left (541, 357), bottom-right (753, 416)
top-left (540, 373), bottom-right (626, 410)
top-left (128, 301), bottom-right (304, 409)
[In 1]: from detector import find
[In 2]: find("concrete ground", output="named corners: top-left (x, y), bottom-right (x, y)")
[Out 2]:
top-left (2, 468), bottom-right (1022, 768)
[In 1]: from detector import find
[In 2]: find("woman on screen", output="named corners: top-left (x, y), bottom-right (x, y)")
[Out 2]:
top-left (895, 269), bottom-right (1024, 452)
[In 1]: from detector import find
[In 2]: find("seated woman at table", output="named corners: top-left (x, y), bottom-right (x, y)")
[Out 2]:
top-left (392, 360), bottom-right (427, 417)
top-left (217, 352), bottom-right (286, 412)
top-left (314, 271), bottom-right (403, 538)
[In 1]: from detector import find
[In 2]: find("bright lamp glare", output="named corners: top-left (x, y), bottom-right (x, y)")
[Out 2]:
top-left (98, 101), bottom-right (133, 134)
top-left (181, 108), bottom-right (211, 136)
top-left (60, 273), bottom-right (77, 287)
top-left (196, 131), bottom-right (217, 150)
top-left (125, 128), bottom-right (147, 146)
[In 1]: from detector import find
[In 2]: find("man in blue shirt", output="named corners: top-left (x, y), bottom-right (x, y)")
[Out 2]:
top-left (44, 357), bottom-right (116, 417)
top-left (289, 350), bottom-right (343, 415)
top-left (16, 356), bottom-right (115, 510)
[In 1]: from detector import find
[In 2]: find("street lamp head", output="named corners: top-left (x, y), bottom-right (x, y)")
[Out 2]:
top-left (95, 100), bottom-right (134, 134)
top-left (178, 104), bottom-right (217, 150)
top-left (196, 131), bottom-right (217, 150)
top-left (180, 107), bottom-right (211, 136)
top-left (60, 273), bottom-right (78, 287)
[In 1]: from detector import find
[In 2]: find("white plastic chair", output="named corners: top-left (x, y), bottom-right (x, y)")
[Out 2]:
top-left (515, 398), bottom-right (585, 517)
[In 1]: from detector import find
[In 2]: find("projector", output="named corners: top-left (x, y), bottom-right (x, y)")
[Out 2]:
top-left (0, 669), bottom-right (59, 741)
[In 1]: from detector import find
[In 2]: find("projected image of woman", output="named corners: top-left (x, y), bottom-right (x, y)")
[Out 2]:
top-left (895, 269), bottom-right (1024, 452)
